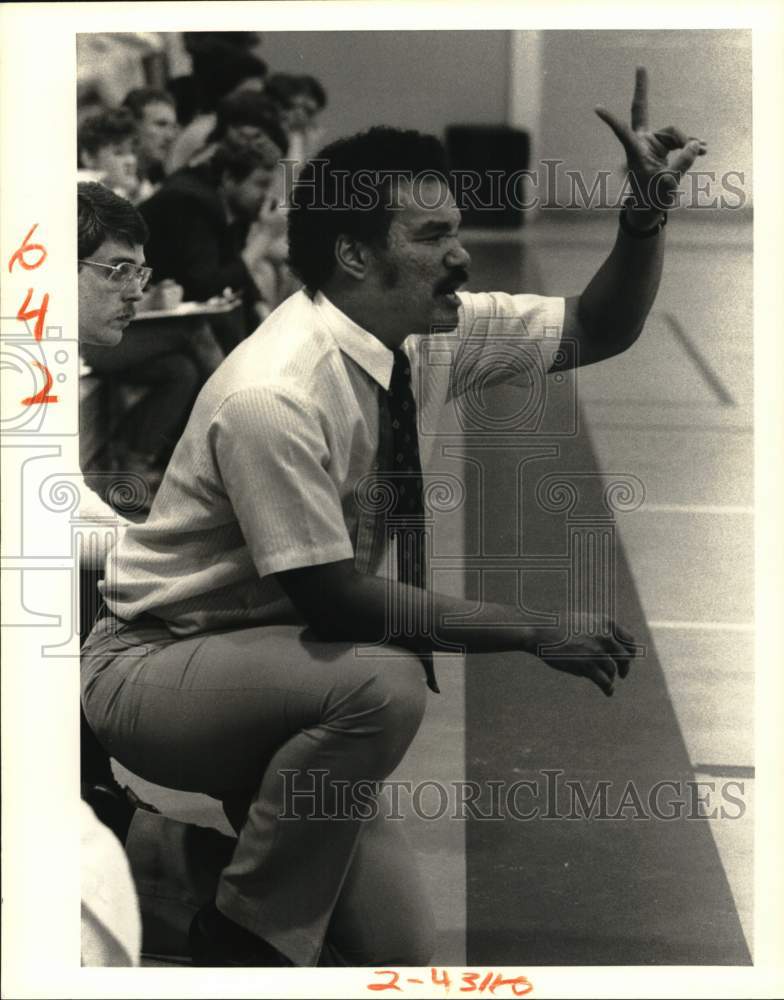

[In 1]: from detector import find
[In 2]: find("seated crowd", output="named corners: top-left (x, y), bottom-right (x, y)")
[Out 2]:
top-left (77, 32), bottom-right (327, 498)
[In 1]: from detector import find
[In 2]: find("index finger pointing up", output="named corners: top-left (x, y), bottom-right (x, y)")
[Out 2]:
top-left (631, 66), bottom-right (649, 131)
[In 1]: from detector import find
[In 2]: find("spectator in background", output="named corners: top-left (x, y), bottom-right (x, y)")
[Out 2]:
top-left (265, 73), bottom-right (327, 132)
top-left (78, 181), bottom-right (149, 519)
top-left (188, 90), bottom-right (288, 167)
top-left (167, 43), bottom-right (268, 173)
top-left (78, 108), bottom-right (150, 204)
top-left (122, 87), bottom-right (179, 190)
top-left (140, 143), bottom-right (280, 347)
top-left (264, 72), bottom-right (328, 168)
top-left (78, 182), bottom-right (148, 909)
top-left (181, 91), bottom-right (293, 313)
top-left (78, 183), bottom-right (235, 968)
top-left (79, 182), bottom-right (223, 490)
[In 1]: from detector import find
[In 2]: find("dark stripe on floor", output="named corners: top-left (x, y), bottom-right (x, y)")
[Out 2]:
top-left (661, 311), bottom-right (736, 407)
top-left (460, 235), bottom-right (751, 966)
top-left (692, 764), bottom-right (755, 779)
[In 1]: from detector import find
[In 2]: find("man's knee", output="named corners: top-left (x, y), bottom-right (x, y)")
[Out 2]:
top-left (360, 649), bottom-right (427, 733)
top-left (329, 649), bottom-right (428, 769)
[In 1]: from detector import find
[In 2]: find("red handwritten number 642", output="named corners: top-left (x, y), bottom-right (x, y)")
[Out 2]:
top-left (9, 223), bottom-right (58, 406)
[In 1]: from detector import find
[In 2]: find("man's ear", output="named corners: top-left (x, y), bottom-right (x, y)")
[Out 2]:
top-left (334, 234), bottom-right (369, 282)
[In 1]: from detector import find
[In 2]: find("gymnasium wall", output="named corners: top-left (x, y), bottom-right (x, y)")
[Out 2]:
top-left (263, 29), bottom-right (510, 144)
top-left (535, 30), bottom-right (753, 209)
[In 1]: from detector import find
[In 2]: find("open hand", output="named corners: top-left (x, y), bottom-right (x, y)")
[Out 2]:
top-left (595, 67), bottom-right (707, 210)
top-left (536, 615), bottom-right (641, 697)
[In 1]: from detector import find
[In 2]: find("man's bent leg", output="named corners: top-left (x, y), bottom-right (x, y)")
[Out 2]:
top-left (82, 620), bottom-right (428, 967)
top-left (213, 634), bottom-right (428, 965)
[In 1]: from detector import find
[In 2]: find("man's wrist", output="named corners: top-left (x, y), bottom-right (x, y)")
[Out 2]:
top-left (624, 206), bottom-right (661, 230)
top-left (620, 201), bottom-right (668, 238)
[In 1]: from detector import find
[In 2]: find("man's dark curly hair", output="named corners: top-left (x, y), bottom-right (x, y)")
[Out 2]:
top-left (287, 127), bottom-right (450, 295)
top-left (78, 182), bottom-right (149, 259)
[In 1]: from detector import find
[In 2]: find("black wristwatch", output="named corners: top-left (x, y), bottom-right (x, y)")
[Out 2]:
top-left (619, 202), bottom-right (668, 239)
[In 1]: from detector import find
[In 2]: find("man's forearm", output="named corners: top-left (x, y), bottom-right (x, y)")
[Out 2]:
top-left (276, 560), bottom-right (637, 696)
top-left (310, 567), bottom-right (545, 658)
top-left (577, 208), bottom-right (665, 349)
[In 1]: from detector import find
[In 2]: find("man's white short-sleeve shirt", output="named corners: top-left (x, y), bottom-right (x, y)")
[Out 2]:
top-left (103, 288), bottom-right (564, 633)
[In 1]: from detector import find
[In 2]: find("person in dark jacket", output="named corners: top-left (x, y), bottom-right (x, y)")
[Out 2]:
top-left (140, 143), bottom-right (279, 347)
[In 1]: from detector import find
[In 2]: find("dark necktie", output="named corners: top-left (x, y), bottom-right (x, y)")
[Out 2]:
top-left (385, 349), bottom-right (439, 693)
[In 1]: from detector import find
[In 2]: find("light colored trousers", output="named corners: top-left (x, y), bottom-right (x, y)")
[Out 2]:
top-left (81, 612), bottom-right (436, 967)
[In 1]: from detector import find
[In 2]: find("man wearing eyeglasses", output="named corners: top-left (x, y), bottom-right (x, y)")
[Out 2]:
top-left (78, 183), bottom-right (236, 965)
top-left (78, 182), bottom-right (148, 794)
top-left (78, 256), bottom-right (152, 346)
top-left (78, 181), bottom-right (149, 967)
top-left (78, 181), bottom-right (151, 507)
top-left (79, 182), bottom-right (226, 491)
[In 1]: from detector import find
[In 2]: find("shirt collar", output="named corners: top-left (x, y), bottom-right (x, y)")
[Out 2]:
top-left (313, 291), bottom-right (395, 390)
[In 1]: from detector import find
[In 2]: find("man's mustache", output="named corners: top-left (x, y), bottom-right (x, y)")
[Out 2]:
top-left (436, 268), bottom-right (470, 293)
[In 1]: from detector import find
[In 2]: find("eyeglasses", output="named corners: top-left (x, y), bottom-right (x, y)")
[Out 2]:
top-left (79, 259), bottom-right (153, 290)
